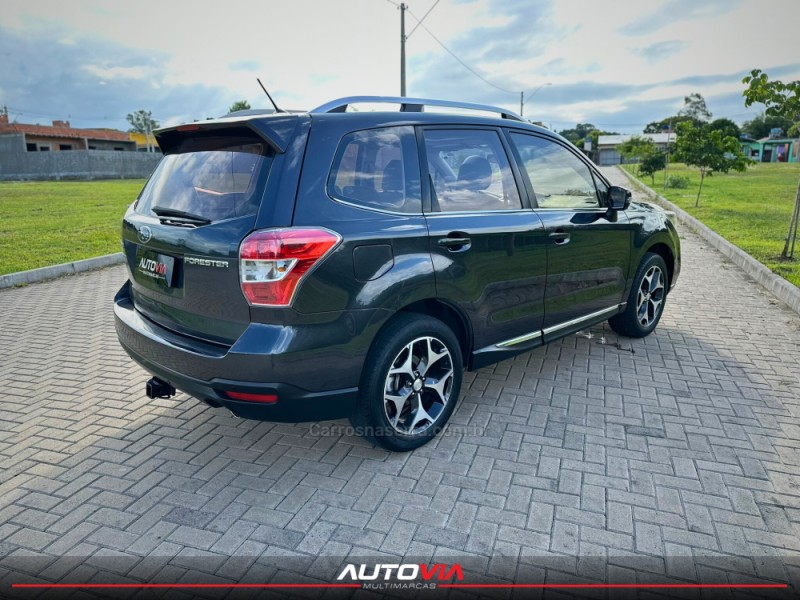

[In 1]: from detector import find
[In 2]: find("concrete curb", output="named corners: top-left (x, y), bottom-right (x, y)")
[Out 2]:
top-left (616, 166), bottom-right (800, 316)
top-left (0, 253), bottom-right (125, 289)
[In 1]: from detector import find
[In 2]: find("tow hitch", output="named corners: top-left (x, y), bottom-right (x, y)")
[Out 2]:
top-left (146, 377), bottom-right (176, 399)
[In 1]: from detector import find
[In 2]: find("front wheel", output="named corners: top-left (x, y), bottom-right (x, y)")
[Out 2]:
top-left (351, 313), bottom-right (463, 452)
top-left (609, 252), bottom-right (669, 338)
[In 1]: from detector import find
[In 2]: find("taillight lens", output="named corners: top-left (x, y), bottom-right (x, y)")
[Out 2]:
top-left (239, 228), bottom-right (341, 306)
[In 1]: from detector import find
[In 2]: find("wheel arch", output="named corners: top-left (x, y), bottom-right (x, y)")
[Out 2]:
top-left (374, 299), bottom-right (472, 368)
top-left (644, 242), bottom-right (675, 289)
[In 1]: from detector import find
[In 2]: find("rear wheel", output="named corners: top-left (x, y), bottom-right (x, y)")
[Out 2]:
top-left (609, 252), bottom-right (668, 338)
top-left (351, 313), bottom-right (463, 451)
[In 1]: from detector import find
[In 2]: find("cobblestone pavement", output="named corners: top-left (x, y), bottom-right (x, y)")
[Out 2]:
top-left (1, 167), bottom-right (800, 592)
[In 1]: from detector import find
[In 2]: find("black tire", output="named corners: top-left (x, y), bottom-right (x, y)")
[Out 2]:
top-left (608, 252), bottom-right (669, 338)
top-left (351, 313), bottom-right (463, 452)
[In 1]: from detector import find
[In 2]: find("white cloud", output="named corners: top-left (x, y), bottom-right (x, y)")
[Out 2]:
top-left (1, 0), bottom-right (799, 132)
top-left (552, 99), bottom-right (630, 124)
top-left (84, 65), bottom-right (154, 80)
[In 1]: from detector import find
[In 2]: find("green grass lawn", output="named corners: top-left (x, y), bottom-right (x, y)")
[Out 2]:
top-left (621, 162), bottom-right (800, 288)
top-left (0, 179), bottom-right (145, 275)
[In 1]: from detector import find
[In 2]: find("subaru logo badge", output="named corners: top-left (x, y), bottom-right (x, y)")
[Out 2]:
top-left (138, 225), bottom-right (152, 244)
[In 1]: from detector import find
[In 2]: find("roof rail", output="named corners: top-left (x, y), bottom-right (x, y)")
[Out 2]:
top-left (310, 96), bottom-right (523, 122)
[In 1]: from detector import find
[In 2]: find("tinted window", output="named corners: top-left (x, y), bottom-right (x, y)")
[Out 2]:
top-left (423, 129), bottom-right (521, 212)
top-left (328, 126), bottom-right (421, 213)
top-left (136, 134), bottom-right (272, 223)
top-left (510, 133), bottom-right (600, 209)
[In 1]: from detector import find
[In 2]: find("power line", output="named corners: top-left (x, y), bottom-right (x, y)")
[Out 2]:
top-left (406, 8), bottom-right (517, 96)
top-left (389, 4), bottom-right (763, 127)
top-left (5, 105), bottom-right (124, 123)
top-left (406, 0), bottom-right (439, 39)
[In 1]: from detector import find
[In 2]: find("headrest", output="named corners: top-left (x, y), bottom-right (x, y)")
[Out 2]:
top-left (456, 156), bottom-right (492, 191)
top-left (381, 160), bottom-right (403, 192)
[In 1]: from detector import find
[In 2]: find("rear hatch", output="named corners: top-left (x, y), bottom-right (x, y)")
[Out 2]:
top-left (122, 118), bottom-right (300, 345)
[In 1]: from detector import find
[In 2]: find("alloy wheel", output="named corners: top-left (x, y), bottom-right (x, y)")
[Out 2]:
top-left (383, 336), bottom-right (454, 435)
top-left (636, 265), bottom-right (665, 328)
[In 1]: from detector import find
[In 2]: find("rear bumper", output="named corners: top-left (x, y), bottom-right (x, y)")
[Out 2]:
top-left (113, 281), bottom-right (376, 422)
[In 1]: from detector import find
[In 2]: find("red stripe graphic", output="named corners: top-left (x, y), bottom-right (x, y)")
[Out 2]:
top-left (440, 583), bottom-right (788, 589)
top-left (12, 583), bottom-right (360, 589)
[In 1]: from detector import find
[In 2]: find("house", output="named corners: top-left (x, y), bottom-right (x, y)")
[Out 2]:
top-left (0, 111), bottom-right (160, 180)
top-left (128, 132), bottom-right (160, 152)
top-left (740, 131), bottom-right (799, 163)
top-left (596, 133), bottom-right (676, 166)
top-left (0, 113), bottom-right (136, 152)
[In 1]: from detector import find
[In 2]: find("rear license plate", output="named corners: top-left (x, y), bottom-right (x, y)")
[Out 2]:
top-left (135, 248), bottom-right (177, 288)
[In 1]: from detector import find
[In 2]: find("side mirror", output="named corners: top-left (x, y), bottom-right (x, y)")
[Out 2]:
top-left (608, 186), bottom-right (631, 211)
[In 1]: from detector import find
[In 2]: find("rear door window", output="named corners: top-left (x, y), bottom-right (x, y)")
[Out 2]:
top-left (327, 126), bottom-right (421, 213)
top-left (422, 129), bottom-right (522, 212)
top-left (135, 133), bottom-right (273, 223)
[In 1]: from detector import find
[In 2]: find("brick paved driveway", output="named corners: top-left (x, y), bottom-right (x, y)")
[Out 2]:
top-left (1, 167), bottom-right (800, 591)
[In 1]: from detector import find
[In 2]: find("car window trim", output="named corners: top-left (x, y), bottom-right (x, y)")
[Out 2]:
top-left (423, 207), bottom-right (535, 217)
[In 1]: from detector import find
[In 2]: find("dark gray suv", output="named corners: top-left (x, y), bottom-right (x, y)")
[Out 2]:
top-left (114, 96), bottom-right (680, 451)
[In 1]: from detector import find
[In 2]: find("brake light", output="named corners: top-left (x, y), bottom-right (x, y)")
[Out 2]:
top-left (239, 228), bottom-right (341, 306)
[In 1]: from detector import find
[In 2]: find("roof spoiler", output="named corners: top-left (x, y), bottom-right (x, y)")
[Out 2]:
top-left (155, 113), bottom-right (306, 154)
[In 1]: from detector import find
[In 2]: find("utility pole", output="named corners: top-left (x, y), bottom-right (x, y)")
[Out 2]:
top-left (396, 1), bottom-right (437, 98)
top-left (520, 83), bottom-right (551, 118)
top-left (400, 3), bottom-right (407, 97)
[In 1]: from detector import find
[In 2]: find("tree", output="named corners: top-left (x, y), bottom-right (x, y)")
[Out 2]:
top-left (707, 118), bottom-right (741, 141)
top-left (741, 113), bottom-right (794, 139)
top-left (126, 110), bottom-right (159, 153)
top-left (679, 92), bottom-right (712, 122)
top-left (743, 69), bottom-right (800, 258)
top-left (229, 100), bottom-right (251, 113)
top-left (675, 122), bottom-right (749, 207)
top-left (555, 126), bottom-right (618, 160)
top-left (639, 149), bottom-right (667, 185)
top-left (644, 94), bottom-right (711, 134)
top-left (558, 123), bottom-right (597, 146)
top-left (618, 136), bottom-right (655, 173)
top-left (126, 110), bottom-right (159, 134)
top-left (644, 114), bottom-right (698, 134)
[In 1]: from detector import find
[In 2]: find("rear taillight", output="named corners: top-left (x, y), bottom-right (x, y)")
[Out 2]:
top-left (239, 228), bottom-right (341, 307)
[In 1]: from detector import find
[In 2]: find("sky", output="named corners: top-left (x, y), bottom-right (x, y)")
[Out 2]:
top-left (1, 0), bottom-right (799, 134)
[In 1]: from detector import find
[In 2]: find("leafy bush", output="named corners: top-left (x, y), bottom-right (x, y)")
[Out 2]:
top-left (667, 175), bottom-right (690, 189)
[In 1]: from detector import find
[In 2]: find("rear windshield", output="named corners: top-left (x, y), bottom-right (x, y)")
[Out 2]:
top-left (135, 133), bottom-right (273, 223)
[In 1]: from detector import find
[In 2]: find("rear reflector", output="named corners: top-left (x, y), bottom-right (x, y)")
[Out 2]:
top-left (239, 228), bottom-right (341, 306)
top-left (225, 391), bottom-right (279, 403)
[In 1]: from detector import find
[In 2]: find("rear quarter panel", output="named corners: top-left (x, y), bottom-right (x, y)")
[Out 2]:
top-left (287, 115), bottom-right (437, 317)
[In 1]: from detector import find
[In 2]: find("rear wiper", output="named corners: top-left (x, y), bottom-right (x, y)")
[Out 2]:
top-left (151, 206), bottom-right (211, 225)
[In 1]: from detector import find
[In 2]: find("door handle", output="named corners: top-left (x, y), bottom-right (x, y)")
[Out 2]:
top-left (548, 231), bottom-right (570, 245)
top-left (438, 236), bottom-right (471, 252)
